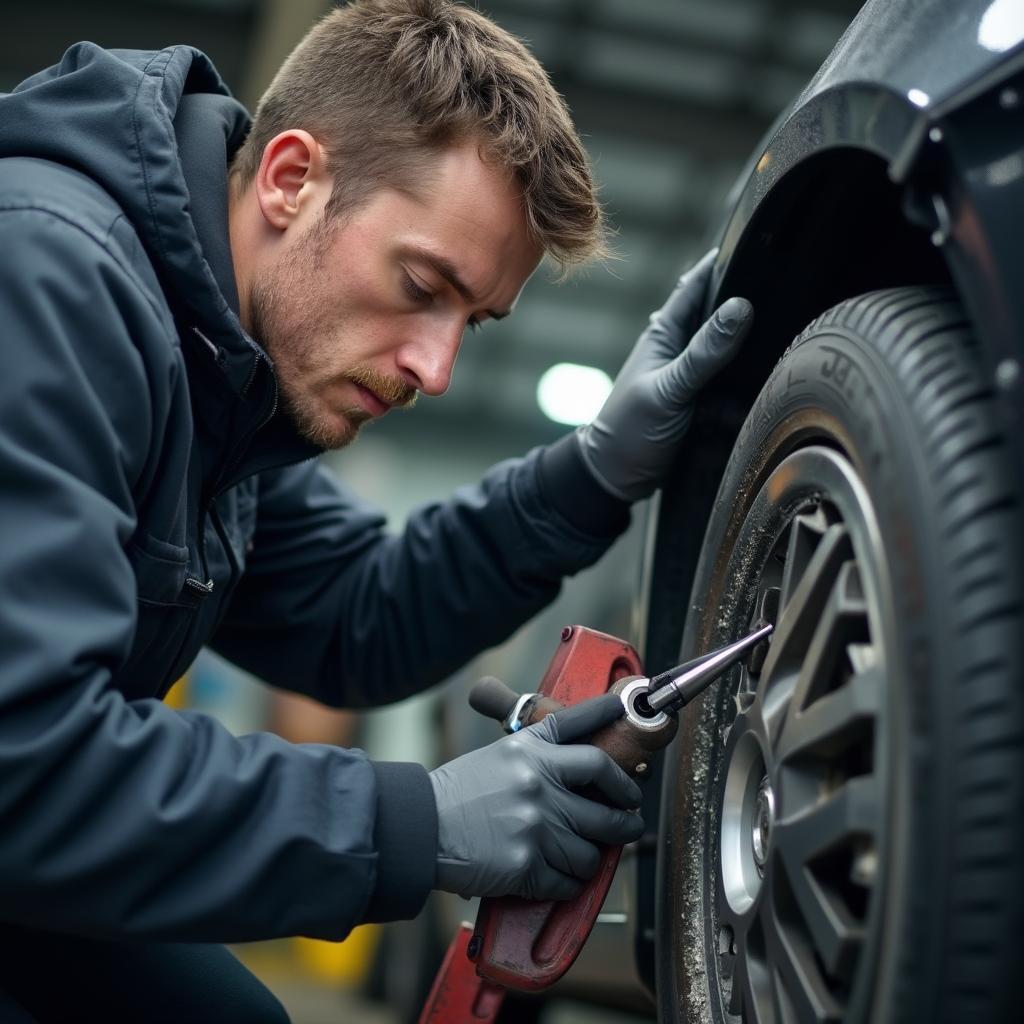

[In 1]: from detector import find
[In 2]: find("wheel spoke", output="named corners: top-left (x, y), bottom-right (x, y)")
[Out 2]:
top-left (774, 775), bottom-right (878, 868)
top-left (776, 666), bottom-right (880, 766)
top-left (784, 560), bottom-right (868, 721)
top-left (771, 966), bottom-right (801, 1024)
top-left (743, 954), bottom-right (777, 1024)
top-left (778, 858), bottom-right (864, 980)
top-left (733, 917), bottom-right (777, 1024)
top-left (761, 880), bottom-right (841, 1024)
top-left (763, 523), bottom-right (852, 678)
top-left (759, 524), bottom-right (852, 734)
top-left (777, 509), bottom-right (828, 616)
top-left (728, 943), bottom-right (749, 1017)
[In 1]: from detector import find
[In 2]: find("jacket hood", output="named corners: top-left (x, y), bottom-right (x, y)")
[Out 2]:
top-left (0, 43), bottom-right (261, 398)
top-left (0, 43), bottom-right (320, 483)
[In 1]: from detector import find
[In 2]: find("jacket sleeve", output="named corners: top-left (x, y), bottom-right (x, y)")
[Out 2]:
top-left (0, 206), bottom-right (431, 942)
top-left (211, 434), bottom-right (631, 708)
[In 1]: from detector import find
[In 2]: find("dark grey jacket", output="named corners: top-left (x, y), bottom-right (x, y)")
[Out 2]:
top-left (0, 44), bottom-right (628, 941)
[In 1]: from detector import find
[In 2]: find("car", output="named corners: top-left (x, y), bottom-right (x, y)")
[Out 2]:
top-left (633, 1), bottom-right (1024, 1021)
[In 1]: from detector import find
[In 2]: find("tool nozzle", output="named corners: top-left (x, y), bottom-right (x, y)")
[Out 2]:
top-left (646, 623), bottom-right (774, 714)
top-left (468, 677), bottom-right (545, 733)
top-left (468, 676), bottom-right (521, 723)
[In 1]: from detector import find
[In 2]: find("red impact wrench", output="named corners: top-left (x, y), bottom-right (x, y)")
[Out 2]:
top-left (420, 621), bottom-right (772, 1024)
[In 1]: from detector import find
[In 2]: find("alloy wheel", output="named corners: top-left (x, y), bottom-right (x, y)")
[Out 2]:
top-left (712, 446), bottom-right (888, 1023)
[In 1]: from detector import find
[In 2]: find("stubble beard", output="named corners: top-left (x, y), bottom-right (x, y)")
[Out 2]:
top-left (250, 274), bottom-right (365, 450)
top-left (248, 218), bottom-right (415, 450)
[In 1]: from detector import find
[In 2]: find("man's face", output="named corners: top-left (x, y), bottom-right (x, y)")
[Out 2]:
top-left (248, 141), bottom-right (543, 449)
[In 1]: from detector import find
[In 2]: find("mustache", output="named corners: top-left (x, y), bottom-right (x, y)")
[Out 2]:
top-left (345, 365), bottom-right (417, 408)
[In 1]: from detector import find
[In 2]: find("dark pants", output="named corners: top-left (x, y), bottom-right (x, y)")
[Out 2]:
top-left (0, 925), bottom-right (290, 1023)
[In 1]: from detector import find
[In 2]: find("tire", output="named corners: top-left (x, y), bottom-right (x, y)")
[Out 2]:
top-left (656, 286), bottom-right (1023, 1023)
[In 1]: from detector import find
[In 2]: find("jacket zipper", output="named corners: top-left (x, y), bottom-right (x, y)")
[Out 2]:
top-left (240, 345), bottom-right (268, 399)
top-left (184, 494), bottom-right (215, 599)
top-left (214, 351), bottom-right (280, 497)
top-left (182, 338), bottom-right (278, 597)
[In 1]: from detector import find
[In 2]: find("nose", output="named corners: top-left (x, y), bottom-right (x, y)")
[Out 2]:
top-left (396, 319), bottom-right (464, 397)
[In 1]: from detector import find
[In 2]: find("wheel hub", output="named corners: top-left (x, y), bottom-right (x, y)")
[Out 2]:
top-left (719, 728), bottom-right (768, 915)
top-left (751, 776), bottom-right (774, 873)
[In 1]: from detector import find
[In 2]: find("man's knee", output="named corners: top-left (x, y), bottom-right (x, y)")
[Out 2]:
top-left (154, 944), bottom-right (292, 1024)
top-left (211, 981), bottom-right (291, 1024)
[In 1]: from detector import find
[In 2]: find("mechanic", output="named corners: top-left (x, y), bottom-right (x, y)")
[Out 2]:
top-left (0, 0), bottom-right (752, 1020)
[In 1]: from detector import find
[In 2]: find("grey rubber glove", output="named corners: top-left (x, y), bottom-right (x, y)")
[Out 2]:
top-left (429, 692), bottom-right (645, 901)
top-left (578, 249), bottom-right (754, 502)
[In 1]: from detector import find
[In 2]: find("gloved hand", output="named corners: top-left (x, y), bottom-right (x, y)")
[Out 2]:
top-left (577, 249), bottom-right (754, 502)
top-left (429, 692), bottom-right (644, 901)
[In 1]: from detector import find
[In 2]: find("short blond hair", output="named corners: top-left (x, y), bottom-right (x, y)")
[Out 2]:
top-left (231, 0), bottom-right (608, 269)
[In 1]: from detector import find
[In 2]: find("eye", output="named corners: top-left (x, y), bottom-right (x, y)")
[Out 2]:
top-left (403, 268), bottom-right (483, 333)
top-left (402, 271), bottom-right (433, 304)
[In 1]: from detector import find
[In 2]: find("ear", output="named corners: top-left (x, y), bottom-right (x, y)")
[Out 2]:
top-left (254, 130), bottom-right (328, 232)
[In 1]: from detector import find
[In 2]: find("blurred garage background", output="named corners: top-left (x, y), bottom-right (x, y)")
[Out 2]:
top-left (0, 1), bottom-right (863, 1020)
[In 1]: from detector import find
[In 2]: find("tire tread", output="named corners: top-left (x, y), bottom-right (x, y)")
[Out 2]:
top-left (801, 287), bottom-right (1021, 1024)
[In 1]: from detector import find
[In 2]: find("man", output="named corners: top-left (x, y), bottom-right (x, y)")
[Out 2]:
top-left (0, 0), bottom-right (752, 1019)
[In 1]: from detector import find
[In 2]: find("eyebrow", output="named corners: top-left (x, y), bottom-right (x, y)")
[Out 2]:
top-left (406, 246), bottom-right (511, 321)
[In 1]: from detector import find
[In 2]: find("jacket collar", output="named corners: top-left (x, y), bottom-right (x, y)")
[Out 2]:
top-left (0, 43), bottom-right (320, 492)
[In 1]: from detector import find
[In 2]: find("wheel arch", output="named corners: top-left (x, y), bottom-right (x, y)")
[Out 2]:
top-left (713, 144), bottom-right (952, 418)
top-left (640, 142), bottom-right (953, 687)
